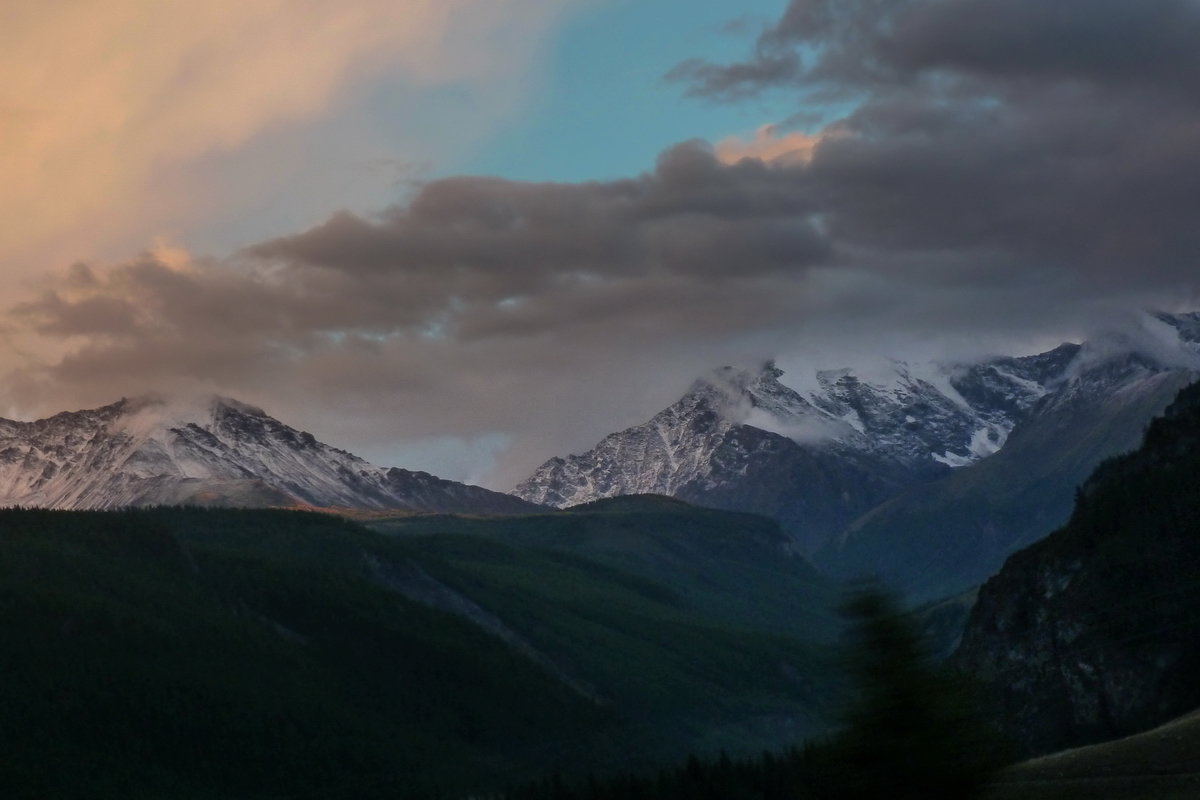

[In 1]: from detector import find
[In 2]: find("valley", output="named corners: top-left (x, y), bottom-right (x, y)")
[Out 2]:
top-left (1, 312), bottom-right (1198, 797)
top-left (10, 2), bottom-right (1200, 797)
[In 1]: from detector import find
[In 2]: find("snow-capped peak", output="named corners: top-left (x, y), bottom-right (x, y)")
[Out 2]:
top-left (513, 312), bottom-right (1200, 553)
top-left (512, 333), bottom-right (1122, 514)
top-left (0, 395), bottom-right (531, 514)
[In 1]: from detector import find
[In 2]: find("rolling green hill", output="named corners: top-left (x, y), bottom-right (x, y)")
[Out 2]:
top-left (369, 495), bottom-right (838, 639)
top-left (367, 496), bottom-right (842, 762)
top-left (0, 500), bottom-right (840, 798)
top-left (0, 508), bottom-right (608, 799)
top-left (984, 708), bottom-right (1200, 800)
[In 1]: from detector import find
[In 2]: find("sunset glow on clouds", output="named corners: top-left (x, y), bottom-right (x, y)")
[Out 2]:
top-left (714, 124), bottom-right (823, 166)
top-left (4, 0), bottom-right (1200, 486)
top-left (0, 0), bottom-right (581, 276)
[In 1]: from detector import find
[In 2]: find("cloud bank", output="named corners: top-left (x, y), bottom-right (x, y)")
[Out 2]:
top-left (5, 0), bottom-right (1200, 488)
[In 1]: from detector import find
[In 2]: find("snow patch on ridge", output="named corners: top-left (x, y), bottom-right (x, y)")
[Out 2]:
top-left (933, 451), bottom-right (973, 468)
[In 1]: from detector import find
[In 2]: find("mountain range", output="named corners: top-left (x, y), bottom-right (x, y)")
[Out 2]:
top-left (4, 312), bottom-right (1200, 795)
top-left (515, 311), bottom-right (1200, 600)
top-left (513, 348), bottom-right (1074, 551)
top-left (0, 394), bottom-right (533, 514)
top-left (2, 311), bottom-right (1197, 605)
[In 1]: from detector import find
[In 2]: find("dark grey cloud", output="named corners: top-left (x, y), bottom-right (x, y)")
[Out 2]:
top-left (1, 144), bottom-right (837, 484)
top-left (673, 0), bottom-right (1200, 97)
top-left (254, 143), bottom-right (827, 281)
top-left (5, 0), bottom-right (1200, 487)
top-left (13, 148), bottom-right (829, 353)
top-left (668, 0), bottom-right (1200, 284)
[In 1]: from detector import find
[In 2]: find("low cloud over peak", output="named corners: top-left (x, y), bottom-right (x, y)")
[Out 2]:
top-left (2, 0), bottom-right (1198, 488)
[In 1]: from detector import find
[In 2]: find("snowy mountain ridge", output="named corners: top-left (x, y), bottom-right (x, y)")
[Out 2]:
top-left (513, 311), bottom-right (1200, 552)
top-left (0, 394), bottom-right (533, 514)
top-left (513, 347), bottom-right (1073, 510)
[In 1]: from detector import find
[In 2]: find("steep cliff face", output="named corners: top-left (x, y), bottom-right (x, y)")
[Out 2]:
top-left (952, 380), bottom-right (1200, 757)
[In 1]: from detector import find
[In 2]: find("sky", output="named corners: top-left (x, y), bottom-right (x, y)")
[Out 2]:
top-left (2, 0), bottom-right (1199, 488)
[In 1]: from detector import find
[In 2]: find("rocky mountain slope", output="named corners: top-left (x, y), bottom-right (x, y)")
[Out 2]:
top-left (952, 379), bottom-right (1200, 757)
top-left (818, 348), bottom-right (1196, 601)
top-left (510, 342), bottom-right (1076, 555)
top-left (515, 352), bottom-right (1072, 513)
top-left (0, 394), bottom-right (534, 514)
top-left (516, 364), bottom-right (913, 553)
top-left (515, 313), bottom-right (1200, 569)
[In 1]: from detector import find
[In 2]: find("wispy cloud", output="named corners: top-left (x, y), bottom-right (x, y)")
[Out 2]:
top-left (0, 0), bottom-right (580, 276)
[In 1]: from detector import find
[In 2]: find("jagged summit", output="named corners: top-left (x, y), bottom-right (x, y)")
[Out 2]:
top-left (513, 315), bottom-right (1200, 554)
top-left (515, 350), bottom-right (1065, 505)
top-left (0, 394), bottom-right (533, 514)
top-left (512, 355), bottom-right (1016, 552)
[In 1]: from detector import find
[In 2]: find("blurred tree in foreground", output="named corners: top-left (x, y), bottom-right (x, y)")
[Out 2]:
top-left (820, 585), bottom-right (1009, 799)
top-left (504, 585), bottom-right (1009, 799)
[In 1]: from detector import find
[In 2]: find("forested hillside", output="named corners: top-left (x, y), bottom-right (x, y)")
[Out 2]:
top-left (0, 502), bottom-right (839, 798)
top-left (955, 381), bottom-right (1200, 755)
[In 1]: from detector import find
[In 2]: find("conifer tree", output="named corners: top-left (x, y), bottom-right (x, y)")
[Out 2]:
top-left (825, 586), bottom-right (1008, 799)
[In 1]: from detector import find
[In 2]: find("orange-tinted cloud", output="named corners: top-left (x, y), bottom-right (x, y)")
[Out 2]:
top-left (0, 0), bottom-right (582, 278)
top-left (714, 123), bottom-right (823, 166)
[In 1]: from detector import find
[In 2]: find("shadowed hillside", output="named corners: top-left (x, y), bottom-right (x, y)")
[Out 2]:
top-left (984, 708), bottom-right (1200, 800)
top-left (0, 501), bottom-right (841, 798)
top-left (955, 380), bottom-right (1200, 756)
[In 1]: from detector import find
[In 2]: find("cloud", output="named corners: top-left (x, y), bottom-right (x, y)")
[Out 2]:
top-left (0, 0), bottom-right (581, 277)
top-left (670, 0), bottom-right (1200, 100)
top-left (4, 141), bottom-right (830, 361)
top-left (1067, 311), bottom-right (1200, 379)
top-left (668, 53), bottom-right (804, 102)
top-left (714, 124), bottom-right (825, 166)
top-left (0, 142), bottom-right (835, 483)
top-left (4, 0), bottom-right (1200, 490)
top-left (668, 0), bottom-right (1200, 286)
top-left (247, 142), bottom-right (830, 288)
